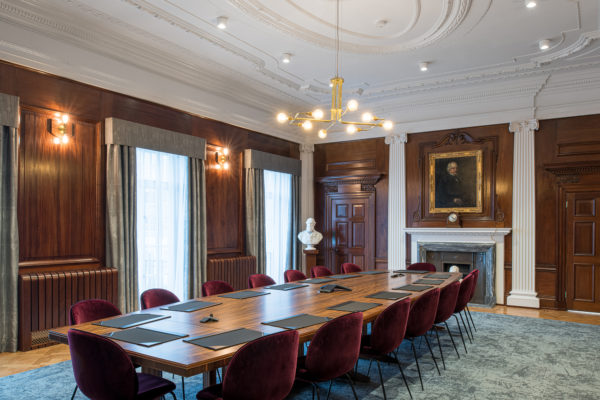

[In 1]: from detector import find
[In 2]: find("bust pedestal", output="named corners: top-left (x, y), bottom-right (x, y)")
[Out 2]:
top-left (303, 249), bottom-right (318, 276)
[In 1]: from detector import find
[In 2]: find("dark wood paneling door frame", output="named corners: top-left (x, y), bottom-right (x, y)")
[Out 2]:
top-left (565, 191), bottom-right (600, 312)
top-left (326, 191), bottom-right (375, 273)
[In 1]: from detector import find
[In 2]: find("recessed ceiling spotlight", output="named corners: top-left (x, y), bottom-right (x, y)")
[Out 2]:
top-left (281, 53), bottom-right (293, 64)
top-left (217, 16), bottom-right (228, 30)
top-left (539, 39), bottom-right (551, 50)
top-left (525, 1), bottom-right (537, 8)
top-left (375, 19), bottom-right (388, 28)
top-left (419, 62), bottom-right (429, 72)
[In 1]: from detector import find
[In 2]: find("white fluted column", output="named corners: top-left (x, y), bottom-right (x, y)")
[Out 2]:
top-left (385, 133), bottom-right (408, 270)
top-left (507, 120), bottom-right (540, 308)
top-left (299, 143), bottom-right (315, 270)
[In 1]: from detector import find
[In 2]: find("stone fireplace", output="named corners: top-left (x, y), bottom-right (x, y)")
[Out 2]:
top-left (404, 228), bottom-right (511, 306)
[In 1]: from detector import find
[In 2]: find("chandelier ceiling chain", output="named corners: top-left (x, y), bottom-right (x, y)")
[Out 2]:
top-left (276, 0), bottom-right (394, 139)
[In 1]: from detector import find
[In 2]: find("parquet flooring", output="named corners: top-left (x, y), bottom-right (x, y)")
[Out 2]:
top-left (1, 306), bottom-right (598, 378)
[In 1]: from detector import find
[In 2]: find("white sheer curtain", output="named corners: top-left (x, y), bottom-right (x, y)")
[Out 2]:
top-left (136, 148), bottom-right (189, 300)
top-left (264, 170), bottom-right (292, 284)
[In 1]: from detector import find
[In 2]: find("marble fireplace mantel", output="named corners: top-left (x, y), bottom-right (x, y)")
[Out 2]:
top-left (404, 228), bottom-right (511, 305)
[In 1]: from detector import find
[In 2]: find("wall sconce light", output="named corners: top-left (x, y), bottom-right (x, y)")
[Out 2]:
top-left (215, 147), bottom-right (230, 170)
top-left (47, 112), bottom-right (74, 144)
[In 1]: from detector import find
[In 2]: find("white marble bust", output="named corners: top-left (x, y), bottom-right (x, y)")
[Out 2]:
top-left (297, 217), bottom-right (323, 250)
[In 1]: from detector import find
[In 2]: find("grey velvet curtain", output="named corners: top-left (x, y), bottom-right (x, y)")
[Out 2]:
top-left (106, 144), bottom-right (138, 313)
top-left (289, 175), bottom-right (301, 270)
top-left (0, 93), bottom-right (19, 352)
top-left (245, 168), bottom-right (266, 274)
top-left (189, 158), bottom-right (207, 298)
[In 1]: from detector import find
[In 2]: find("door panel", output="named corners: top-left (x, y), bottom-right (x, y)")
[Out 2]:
top-left (573, 222), bottom-right (595, 255)
top-left (573, 264), bottom-right (594, 301)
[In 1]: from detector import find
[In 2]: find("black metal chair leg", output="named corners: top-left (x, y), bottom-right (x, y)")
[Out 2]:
top-left (71, 385), bottom-right (78, 400)
top-left (444, 321), bottom-right (460, 359)
top-left (366, 359), bottom-right (373, 376)
top-left (326, 380), bottom-right (333, 400)
top-left (423, 334), bottom-right (440, 375)
top-left (434, 327), bottom-right (446, 370)
top-left (453, 314), bottom-right (468, 353)
top-left (463, 310), bottom-right (475, 339)
top-left (311, 382), bottom-right (320, 400)
top-left (410, 340), bottom-right (424, 391)
top-left (181, 376), bottom-right (185, 400)
top-left (459, 312), bottom-right (473, 343)
top-left (344, 373), bottom-right (359, 400)
top-left (393, 352), bottom-right (413, 399)
top-left (376, 360), bottom-right (387, 400)
top-left (466, 306), bottom-right (477, 331)
top-left (170, 392), bottom-right (177, 400)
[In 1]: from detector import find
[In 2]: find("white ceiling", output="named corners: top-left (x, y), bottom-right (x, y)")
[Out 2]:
top-left (1, 0), bottom-right (600, 143)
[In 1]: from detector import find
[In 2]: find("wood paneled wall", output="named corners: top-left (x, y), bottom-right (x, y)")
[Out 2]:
top-left (0, 61), bottom-right (298, 276)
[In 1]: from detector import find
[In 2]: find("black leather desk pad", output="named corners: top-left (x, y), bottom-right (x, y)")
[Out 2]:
top-left (161, 300), bottom-right (221, 312)
top-left (393, 284), bottom-right (433, 292)
top-left (358, 270), bottom-right (389, 275)
top-left (302, 278), bottom-right (335, 284)
top-left (185, 328), bottom-right (263, 350)
top-left (105, 327), bottom-right (187, 347)
top-left (262, 314), bottom-right (330, 330)
top-left (392, 270), bottom-right (429, 274)
top-left (365, 291), bottom-right (411, 300)
top-left (265, 283), bottom-right (309, 291)
top-left (327, 301), bottom-right (382, 312)
top-left (218, 291), bottom-right (269, 299)
top-left (425, 273), bottom-right (452, 279)
top-left (413, 279), bottom-right (445, 285)
top-left (93, 314), bottom-right (169, 329)
top-left (329, 274), bottom-right (362, 279)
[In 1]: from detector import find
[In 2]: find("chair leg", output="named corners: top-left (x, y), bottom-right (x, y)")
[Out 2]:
top-left (71, 385), bottom-right (78, 400)
top-left (326, 380), bottom-right (333, 400)
top-left (463, 310), bottom-right (475, 339)
top-left (394, 352), bottom-right (413, 399)
top-left (375, 360), bottom-right (387, 400)
top-left (466, 306), bottom-right (477, 332)
top-left (181, 376), bottom-right (185, 400)
top-left (311, 382), bottom-right (320, 400)
top-left (410, 340), bottom-right (424, 391)
top-left (459, 312), bottom-right (473, 343)
top-left (444, 321), bottom-right (460, 359)
top-left (344, 373), bottom-right (359, 400)
top-left (453, 315), bottom-right (468, 353)
top-left (366, 359), bottom-right (373, 376)
top-left (423, 334), bottom-right (441, 375)
top-left (433, 327), bottom-right (446, 370)
top-left (170, 392), bottom-right (177, 400)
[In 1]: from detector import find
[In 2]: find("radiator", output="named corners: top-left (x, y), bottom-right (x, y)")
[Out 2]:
top-left (207, 256), bottom-right (257, 291)
top-left (18, 268), bottom-right (118, 351)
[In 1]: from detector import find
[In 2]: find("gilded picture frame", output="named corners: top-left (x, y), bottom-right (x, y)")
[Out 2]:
top-left (429, 150), bottom-right (483, 214)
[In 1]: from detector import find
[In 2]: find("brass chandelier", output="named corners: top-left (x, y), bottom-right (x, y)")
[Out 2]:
top-left (276, 0), bottom-right (394, 139)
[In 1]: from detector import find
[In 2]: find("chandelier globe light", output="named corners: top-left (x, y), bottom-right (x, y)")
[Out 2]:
top-left (276, 0), bottom-right (394, 139)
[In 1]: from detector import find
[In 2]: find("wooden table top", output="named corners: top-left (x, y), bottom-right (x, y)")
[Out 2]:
top-left (49, 271), bottom-right (461, 377)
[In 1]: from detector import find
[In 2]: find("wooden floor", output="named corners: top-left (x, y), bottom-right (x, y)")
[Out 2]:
top-left (1, 305), bottom-right (599, 378)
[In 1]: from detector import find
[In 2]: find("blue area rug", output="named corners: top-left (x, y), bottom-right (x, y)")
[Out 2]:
top-left (1, 313), bottom-right (599, 399)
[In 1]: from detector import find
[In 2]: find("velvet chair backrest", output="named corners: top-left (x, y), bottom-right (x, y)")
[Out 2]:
top-left (341, 263), bottom-right (362, 274)
top-left (284, 269), bottom-right (307, 283)
top-left (454, 273), bottom-right (475, 313)
top-left (310, 266), bottom-right (333, 278)
top-left (69, 299), bottom-right (121, 325)
top-left (68, 329), bottom-right (138, 400)
top-left (140, 288), bottom-right (180, 310)
top-left (406, 262), bottom-right (436, 272)
top-left (370, 298), bottom-right (411, 354)
top-left (248, 273), bottom-right (276, 288)
top-left (222, 330), bottom-right (299, 400)
top-left (202, 280), bottom-right (235, 297)
top-left (305, 312), bottom-right (363, 381)
top-left (405, 288), bottom-right (440, 338)
top-left (434, 281), bottom-right (461, 324)
top-left (468, 269), bottom-right (479, 301)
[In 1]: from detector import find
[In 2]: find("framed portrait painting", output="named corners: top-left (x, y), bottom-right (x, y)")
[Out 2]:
top-left (429, 150), bottom-right (483, 213)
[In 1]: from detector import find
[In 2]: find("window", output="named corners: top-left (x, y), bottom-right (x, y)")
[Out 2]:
top-left (264, 169), bottom-right (292, 284)
top-left (136, 148), bottom-right (189, 300)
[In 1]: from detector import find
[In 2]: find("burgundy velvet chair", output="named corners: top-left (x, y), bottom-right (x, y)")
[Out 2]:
top-left (196, 330), bottom-right (299, 400)
top-left (404, 288), bottom-right (441, 390)
top-left (433, 281), bottom-right (461, 368)
top-left (68, 329), bottom-right (176, 400)
top-left (284, 269), bottom-right (307, 283)
top-left (69, 299), bottom-right (121, 325)
top-left (310, 266), bottom-right (333, 278)
top-left (341, 263), bottom-right (362, 274)
top-left (454, 273), bottom-right (476, 346)
top-left (359, 298), bottom-right (412, 400)
top-left (202, 280), bottom-right (235, 297)
top-left (465, 269), bottom-right (479, 332)
top-left (140, 288), bottom-right (180, 310)
top-left (406, 262), bottom-right (436, 272)
top-left (295, 312), bottom-right (363, 400)
top-left (248, 273), bottom-right (276, 288)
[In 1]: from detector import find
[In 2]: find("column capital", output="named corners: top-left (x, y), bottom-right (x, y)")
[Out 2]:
top-left (385, 133), bottom-right (408, 145)
top-left (299, 143), bottom-right (315, 153)
top-left (509, 119), bottom-right (539, 135)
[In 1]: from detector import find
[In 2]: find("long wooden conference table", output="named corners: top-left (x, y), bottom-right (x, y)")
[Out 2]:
top-left (49, 271), bottom-right (461, 378)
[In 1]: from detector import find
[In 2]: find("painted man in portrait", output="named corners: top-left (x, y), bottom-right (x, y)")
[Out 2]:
top-left (436, 160), bottom-right (474, 208)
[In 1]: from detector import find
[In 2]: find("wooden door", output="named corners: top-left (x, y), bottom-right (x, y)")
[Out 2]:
top-left (326, 192), bottom-right (375, 273)
top-left (566, 192), bottom-right (600, 312)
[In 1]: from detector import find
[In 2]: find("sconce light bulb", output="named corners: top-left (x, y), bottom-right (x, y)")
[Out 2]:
top-left (223, 147), bottom-right (229, 156)
top-left (277, 112), bottom-right (289, 123)
top-left (61, 114), bottom-right (69, 123)
top-left (302, 120), bottom-right (313, 131)
top-left (62, 134), bottom-right (69, 144)
top-left (312, 108), bottom-right (324, 119)
top-left (224, 162), bottom-right (230, 170)
top-left (215, 164), bottom-right (221, 170)
top-left (382, 120), bottom-right (394, 131)
top-left (347, 99), bottom-right (359, 112)
top-left (361, 112), bottom-right (374, 122)
top-left (318, 129), bottom-right (327, 139)
top-left (53, 137), bottom-right (60, 144)
top-left (346, 124), bottom-right (358, 134)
